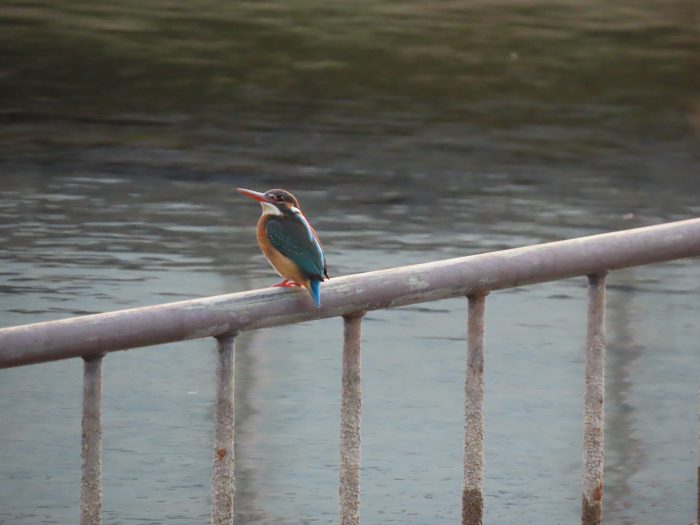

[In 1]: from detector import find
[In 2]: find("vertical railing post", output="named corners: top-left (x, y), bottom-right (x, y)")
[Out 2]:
top-left (340, 312), bottom-right (364, 525)
top-left (463, 293), bottom-right (488, 525)
top-left (581, 273), bottom-right (607, 525)
top-left (697, 389), bottom-right (699, 525)
top-left (81, 355), bottom-right (103, 525)
top-left (211, 333), bottom-right (237, 525)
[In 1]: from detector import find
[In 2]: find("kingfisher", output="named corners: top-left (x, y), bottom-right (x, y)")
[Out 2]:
top-left (237, 188), bottom-right (329, 307)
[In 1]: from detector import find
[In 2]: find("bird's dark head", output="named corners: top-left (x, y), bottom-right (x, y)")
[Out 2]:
top-left (261, 189), bottom-right (299, 208)
top-left (237, 187), bottom-right (300, 215)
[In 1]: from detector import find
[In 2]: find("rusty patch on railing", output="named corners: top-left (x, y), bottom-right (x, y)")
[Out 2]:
top-left (216, 448), bottom-right (227, 460)
top-left (461, 488), bottom-right (483, 525)
top-left (581, 492), bottom-right (602, 525)
top-left (594, 483), bottom-right (603, 502)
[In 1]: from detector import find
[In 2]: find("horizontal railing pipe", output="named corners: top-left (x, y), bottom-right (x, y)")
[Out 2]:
top-left (1, 218), bottom-right (699, 369)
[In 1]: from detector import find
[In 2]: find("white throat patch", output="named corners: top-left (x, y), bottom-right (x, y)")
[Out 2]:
top-left (260, 202), bottom-right (282, 216)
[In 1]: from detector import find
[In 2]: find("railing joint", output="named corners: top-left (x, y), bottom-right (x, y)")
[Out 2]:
top-left (587, 270), bottom-right (610, 282)
top-left (82, 353), bottom-right (105, 363)
top-left (342, 310), bottom-right (366, 321)
top-left (215, 330), bottom-right (239, 342)
top-left (466, 290), bottom-right (490, 301)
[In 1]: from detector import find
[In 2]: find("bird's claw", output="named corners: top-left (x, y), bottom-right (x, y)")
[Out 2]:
top-left (273, 280), bottom-right (301, 288)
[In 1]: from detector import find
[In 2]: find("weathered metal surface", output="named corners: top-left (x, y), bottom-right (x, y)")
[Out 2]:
top-left (1, 218), bottom-right (699, 368)
top-left (581, 274), bottom-right (607, 525)
top-left (81, 356), bottom-right (103, 525)
top-left (211, 335), bottom-right (236, 525)
top-left (339, 313), bottom-right (364, 525)
top-left (462, 294), bottom-right (487, 525)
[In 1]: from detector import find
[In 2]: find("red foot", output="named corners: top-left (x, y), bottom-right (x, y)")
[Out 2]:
top-left (273, 279), bottom-right (301, 288)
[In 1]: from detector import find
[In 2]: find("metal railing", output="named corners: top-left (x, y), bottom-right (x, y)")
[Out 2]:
top-left (1, 218), bottom-right (700, 525)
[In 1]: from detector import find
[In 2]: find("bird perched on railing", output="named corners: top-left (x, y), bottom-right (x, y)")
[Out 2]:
top-left (237, 188), bottom-right (329, 307)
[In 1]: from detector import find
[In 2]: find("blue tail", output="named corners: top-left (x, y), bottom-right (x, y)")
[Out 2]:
top-left (309, 279), bottom-right (321, 308)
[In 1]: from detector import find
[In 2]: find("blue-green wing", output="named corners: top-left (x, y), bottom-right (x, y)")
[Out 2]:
top-left (266, 215), bottom-right (325, 280)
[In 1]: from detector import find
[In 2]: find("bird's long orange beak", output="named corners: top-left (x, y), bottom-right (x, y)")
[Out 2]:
top-left (237, 188), bottom-right (272, 203)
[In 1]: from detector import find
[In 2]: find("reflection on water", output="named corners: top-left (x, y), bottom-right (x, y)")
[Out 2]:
top-left (1, 0), bottom-right (699, 523)
top-left (605, 272), bottom-right (645, 524)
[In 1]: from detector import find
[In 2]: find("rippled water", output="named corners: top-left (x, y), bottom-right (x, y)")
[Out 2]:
top-left (1, 0), bottom-right (700, 524)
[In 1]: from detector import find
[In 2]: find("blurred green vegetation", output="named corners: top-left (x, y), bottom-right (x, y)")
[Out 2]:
top-left (0, 0), bottom-right (698, 176)
top-left (1, 0), bottom-right (698, 119)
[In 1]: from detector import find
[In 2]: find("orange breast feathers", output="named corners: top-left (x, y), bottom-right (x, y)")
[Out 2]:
top-left (255, 215), bottom-right (308, 285)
